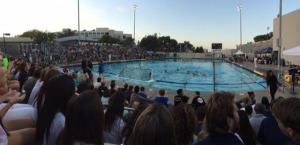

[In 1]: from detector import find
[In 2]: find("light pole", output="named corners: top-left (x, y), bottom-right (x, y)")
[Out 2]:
top-left (2, 33), bottom-right (10, 54)
top-left (237, 3), bottom-right (245, 96)
top-left (237, 3), bottom-right (243, 51)
top-left (278, 0), bottom-right (283, 79)
top-left (133, 4), bottom-right (137, 44)
top-left (78, 0), bottom-right (81, 47)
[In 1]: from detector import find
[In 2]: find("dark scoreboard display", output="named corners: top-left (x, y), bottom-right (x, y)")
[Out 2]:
top-left (212, 43), bottom-right (222, 49)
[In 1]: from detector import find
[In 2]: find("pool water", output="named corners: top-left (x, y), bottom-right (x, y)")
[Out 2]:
top-left (70, 59), bottom-right (267, 92)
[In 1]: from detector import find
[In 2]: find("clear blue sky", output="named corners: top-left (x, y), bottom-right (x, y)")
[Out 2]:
top-left (0, 0), bottom-right (299, 48)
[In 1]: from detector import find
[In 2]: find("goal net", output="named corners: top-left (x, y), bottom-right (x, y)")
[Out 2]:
top-left (119, 66), bottom-right (152, 81)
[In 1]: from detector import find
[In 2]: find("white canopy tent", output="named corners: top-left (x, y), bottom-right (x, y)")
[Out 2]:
top-left (283, 44), bottom-right (300, 56)
top-left (235, 50), bottom-right (245, 55)
top-left (283, 44), bottom-right (300, 64)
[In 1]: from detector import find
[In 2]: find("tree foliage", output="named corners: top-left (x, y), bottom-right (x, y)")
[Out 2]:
top-left (139, 34), bottom-right (195, 52)
top-left (99, 34), bottom-right (120, 45)
top-left (56, 28), bottom-right (77, 38)
top-left (178, 41), bottom-right (194, 52)
top-left (139, 34), bottom-right (160, 52)
top-left (20, 29), bottom-right (56, 44)
top-left (254, 32), bottom-right (273, 42)
top-left (158, 36), bottom-right (178, 52)
top-left (121, 37), bottom-right (135, 47)
top-left (194, 46), bottom-right (204, 53)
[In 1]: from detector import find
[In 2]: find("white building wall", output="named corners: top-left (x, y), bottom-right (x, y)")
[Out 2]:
top-left (79, 28), bottom-right (132, 41)
top-left (273, 8), bottom-right (300, 64)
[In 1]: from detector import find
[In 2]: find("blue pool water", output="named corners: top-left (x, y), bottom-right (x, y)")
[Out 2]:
top-left (70, 59), bottom-right (267, 92)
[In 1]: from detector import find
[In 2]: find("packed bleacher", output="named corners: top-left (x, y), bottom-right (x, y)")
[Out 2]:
top-left (18, 44), bottom-right (167, 66)
top-left (1, 55), bottom-right (300, 145)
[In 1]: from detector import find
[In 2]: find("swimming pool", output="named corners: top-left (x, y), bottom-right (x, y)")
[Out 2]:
top-left (70, 59), bottom-right (267, 92)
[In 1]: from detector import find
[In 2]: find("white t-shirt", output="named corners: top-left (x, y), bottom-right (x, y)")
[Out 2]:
top-left (28, 80), bottom-right (43, 107)
top-left (0, 125), bottom-right (8, 145)
top-left (101, 97), bottom-right (109, 106)
top-left (0, 103), bottom-right (37, 123)
top-left (43, 112), bottom-right (65, 145)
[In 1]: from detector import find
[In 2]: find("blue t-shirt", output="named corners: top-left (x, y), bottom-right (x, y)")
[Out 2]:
top-left (195, 133), bottom-right (243, 145)
top-left (138, 92), bottom-right (147, 98)
top-left (257, 116), bottom-right (289, 145)
top-left (154, 96), bottom-right (168, 107)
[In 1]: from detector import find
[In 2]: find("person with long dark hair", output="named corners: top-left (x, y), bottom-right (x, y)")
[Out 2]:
top-left (61, 90), bottom-right (104, 145)
top-left (237, 110), bottom-right (258, 145)
top-left (195, 92), bottom-right (243, 145)
top-left (17, 61), bottom-right (28, 92)
top-left (173, 104), bottom-right (197, 145)
top-left (104, 91), bottom-right (126, 144)
top-left (127, 104), bottom-right (177, 145)
top-left (76, 80), bottom-right (94, 94)
top-left (266, 70), bottom-right (280, 101)
top-left (36, 75), bottom-right (75, 145)
top-left (122, 103), bottom-right (149, 145)
top-left (261, 97), bottom-right (270, 110)
top-left (35, 69), bottom-right (61, 111)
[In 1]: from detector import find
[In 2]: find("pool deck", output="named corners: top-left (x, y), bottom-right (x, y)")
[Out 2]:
top-left (100, 60), bottom-right (299, 104)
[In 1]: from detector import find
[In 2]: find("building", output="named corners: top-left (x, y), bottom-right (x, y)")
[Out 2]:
top-left (79, 28), bottom-right (132, 41)
top-left (273, 8), bottom-right (300, 64)
top-left (56, 27), bottom-right (132, 46)
top-left (222, 49), bottom-right (237, 57)
top-left (237, 38), bottom-right (273, 60)
top-left (0, 37), bottom-right (34, 56)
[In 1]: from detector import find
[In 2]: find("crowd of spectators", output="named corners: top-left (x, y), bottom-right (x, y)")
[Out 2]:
top-left (255, 56), bottom-right (273, 65)
top-left (1, 55), bottom-right (300, 145)
top-left (18, 44), bottom-right (167, 66)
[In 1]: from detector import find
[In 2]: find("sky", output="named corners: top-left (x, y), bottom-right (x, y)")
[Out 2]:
top-left (0, 0), bottom-right (300, 49)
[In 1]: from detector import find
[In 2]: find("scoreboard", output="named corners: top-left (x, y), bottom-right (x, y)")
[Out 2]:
top-left (212, 43), bottom-right (222, 50)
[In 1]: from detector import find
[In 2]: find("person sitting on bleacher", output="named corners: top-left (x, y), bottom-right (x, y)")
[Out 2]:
top-left (272, 97), bottom-right (300, 145)
top-left (104, 91), bottom-right (126, 145)
top-left (36, 75), bottom-right (75, 145)
top-left (126, 104), bottom-right (176, 145)
top-left (60, 90), bottom-right (104, 145)
top-left (195, 92), bottom-right (244, 145)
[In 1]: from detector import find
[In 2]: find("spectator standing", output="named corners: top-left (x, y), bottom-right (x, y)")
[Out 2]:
top-left (174, 89), bottom-right (189, 106)
top-left (266, 70), bottom-right (280, 101)
top-left (191, 91), bottom-right (205, 110)
top-left (138, 86), bottom-right (147, 98)
top-left (154, 89), bottom-right (169, 107)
